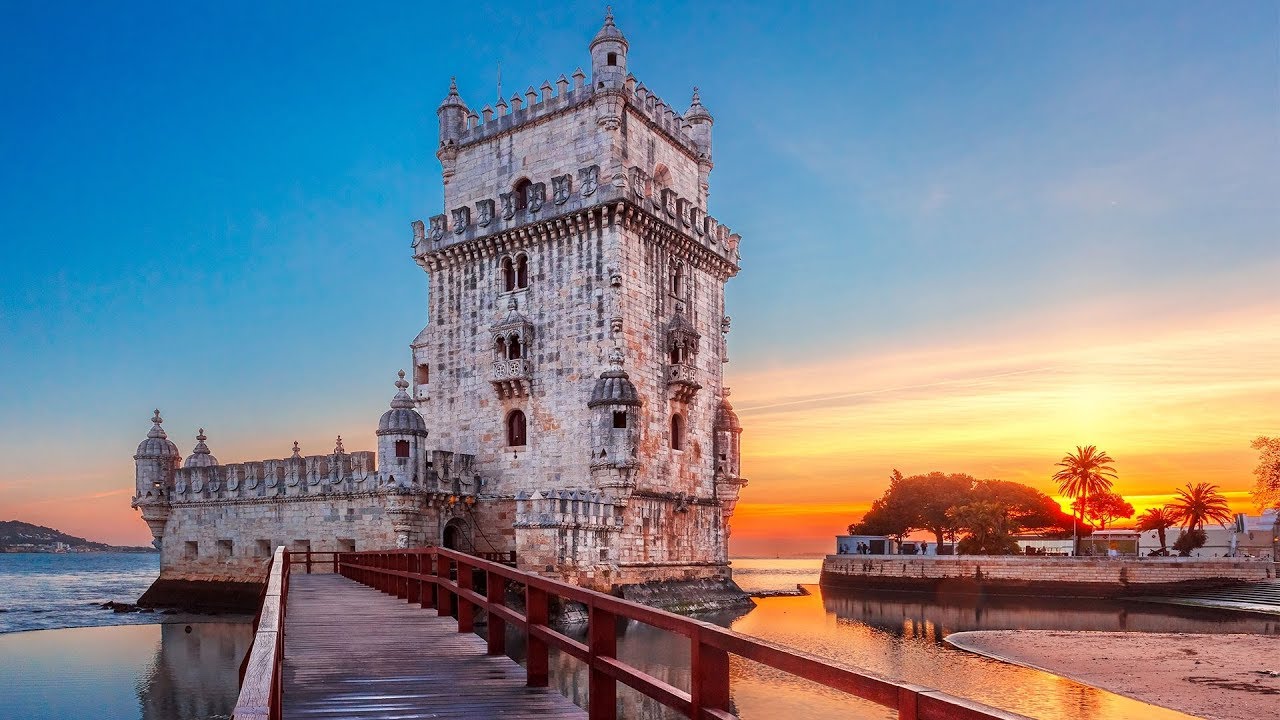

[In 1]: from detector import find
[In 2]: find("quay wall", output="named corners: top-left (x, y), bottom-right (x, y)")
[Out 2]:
top-left (820, 555), bottom-right (1275, 598)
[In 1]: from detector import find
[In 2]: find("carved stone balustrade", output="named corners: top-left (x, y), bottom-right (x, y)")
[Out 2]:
top-left (666, 362), bottom-right (701, 402)
top-left (492, 359), bottom-right (533, 399)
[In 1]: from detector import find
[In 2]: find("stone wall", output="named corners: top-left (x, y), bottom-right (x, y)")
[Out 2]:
top-left (821, 555), bottom-right (1276, 597)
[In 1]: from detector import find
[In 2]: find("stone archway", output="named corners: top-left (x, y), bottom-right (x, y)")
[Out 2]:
top-left (442, 518), bottom-right (470, 551)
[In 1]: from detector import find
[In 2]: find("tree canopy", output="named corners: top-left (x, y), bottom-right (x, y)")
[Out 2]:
top-left (1169, 482), bottom-right (1233, 531)
top-left (1081, 490), bottom-right (1135, 530)
top-left (1250, 436), bottom-right (1280, 512)
top-left (852, 472), bottom-right (1076, 555)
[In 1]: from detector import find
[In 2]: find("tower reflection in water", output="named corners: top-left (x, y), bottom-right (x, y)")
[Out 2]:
top-left (138, 622), bottom-right (253, 720)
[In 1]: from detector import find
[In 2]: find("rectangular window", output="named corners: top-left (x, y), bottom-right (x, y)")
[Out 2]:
top-left (255, 539), bottom-right (271, 558)
top-left (183, 541), bottom-right (198, 560)
top-left (415, 364), bottom-right (429, 385)
top-left (612, 410), bottom-right (627, 429)
top-left (395, 440), bottom-right (410, 458)
top-left (337, 539), bottom-right (356, 553)
top-left (216, 539), bottom-right (233, 560)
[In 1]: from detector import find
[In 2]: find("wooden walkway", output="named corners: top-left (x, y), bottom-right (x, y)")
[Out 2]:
top-left (282, 573), bottom-right (586, 719)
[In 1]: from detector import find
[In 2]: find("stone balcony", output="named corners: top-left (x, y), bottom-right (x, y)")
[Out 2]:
top-left (666, 362), bottom-right (701, 402)
top-left (492, 359), bottom-right (533, 399)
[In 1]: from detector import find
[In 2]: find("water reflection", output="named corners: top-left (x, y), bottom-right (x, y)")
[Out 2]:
top-left (522, 586), bottom-right (1275, 720)
top-left (0, 622), bottom-right (252, 720)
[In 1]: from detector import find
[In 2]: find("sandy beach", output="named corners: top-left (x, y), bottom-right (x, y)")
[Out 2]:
top-left (946, 630), bottom-right (1280, 720)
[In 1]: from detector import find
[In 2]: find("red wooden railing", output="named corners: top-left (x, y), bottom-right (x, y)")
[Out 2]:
top-left (336, 547), bottom-right (1027, 720)
top-left (233, 546), bottom-right (289, 720)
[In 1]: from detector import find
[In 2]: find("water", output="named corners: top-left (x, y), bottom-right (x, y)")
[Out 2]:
top-left (0, 552), bottom-right (163, 633)
top-left (1, 555), bottom-right (1276, 720)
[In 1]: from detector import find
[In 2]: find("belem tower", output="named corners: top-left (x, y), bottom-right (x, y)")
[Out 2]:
top-left (131, 11), bottom-right (748, 610)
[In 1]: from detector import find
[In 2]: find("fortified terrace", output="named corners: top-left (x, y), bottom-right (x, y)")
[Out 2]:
top-left (131, 10), bottom-right (749, 612)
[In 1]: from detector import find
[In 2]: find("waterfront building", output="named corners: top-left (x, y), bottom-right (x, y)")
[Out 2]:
top-left (130, 10), bottom-right (748, 609)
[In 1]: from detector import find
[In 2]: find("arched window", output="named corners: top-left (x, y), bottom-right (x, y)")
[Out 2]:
top-left (508, 333), bottom-right (523, 359)
top-left (607, 52), bottom-right (618, 66)
top-left (507, 410), bottom-right (527, 447)
top-left (395, 440), bottom-right (410, 458)
top-left (501, 256), bottom-right (516, 292)
top-left (513, 178), bottom-right (531, 211)
top-left (670, 414), bottom-right (685, 451)
top-left (495, 336), bottom-right (507, 359)
top-left (669, 343), bottom-right (683, 365)
top-left (515, 254), bottom-right (529, 289)
top-left (669, 260), bottom-right (683, 296)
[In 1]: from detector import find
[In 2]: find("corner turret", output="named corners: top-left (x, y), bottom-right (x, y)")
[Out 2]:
top-left (713, 389), bottom-right (746, 518)
top-left (589, 8), bottom-right (628, 89)
top-left (377, 370), bottom-right (429, 487)
top-left (132, 409), bottom-right (180, 548)
top-left (183, 428), bottom-right (218, 468)
top-left (589, 347), bottom-right (641, 497)
top-left (437, 78), bottom-right (468, 181)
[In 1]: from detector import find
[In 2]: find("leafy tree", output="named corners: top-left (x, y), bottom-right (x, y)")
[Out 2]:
top-left (1172, 528), bottom-right (1207, 556)
top-left (851, 470), bottom-right (974, 546)
top-left (1081, 490), bottom-right (1135, 530)
top-left (1053, 446), bottom-right (1117, 538)
top-left (1136, 507), bottom-right (1177, 554)
top-left (948, 480), bottom-right (1076, 555)
top-left (1169, 482), bottom-right (1233, 532)
top-left (1250, 436), bottom-right (1280, 512)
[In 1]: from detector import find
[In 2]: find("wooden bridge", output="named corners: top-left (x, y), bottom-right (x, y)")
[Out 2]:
top-left (232, 546), bottom-right (1026, 720)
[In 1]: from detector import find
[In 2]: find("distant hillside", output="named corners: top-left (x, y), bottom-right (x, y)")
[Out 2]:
top-left (0, 520), bottom-right (156, 553)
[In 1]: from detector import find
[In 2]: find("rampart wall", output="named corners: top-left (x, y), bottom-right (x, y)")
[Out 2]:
top-left (821, 555), bottom-right (1275, 597)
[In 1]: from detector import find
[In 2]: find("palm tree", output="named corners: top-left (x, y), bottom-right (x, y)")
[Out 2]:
top-left (1136, 507), bottom-right (1177, 554)
top-left (1169, 482), bottom-right (1233, 531)
top-left (1053, 445), bottom-right (1118, 552)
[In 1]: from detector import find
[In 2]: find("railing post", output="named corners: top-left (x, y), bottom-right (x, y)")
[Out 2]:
top-left (332, 551), bottom-right (338, 574)
top-left (436, 552), bottom-right (454, 618)
top-left (588, 602), bottom-right (617, 720)
top-left (690, 626), bottom-right (730, 719)
top-left (457, 559), bottom-right (474, 633)
top-left (397, 553), bottom-right (407, 599)
top-left (422, 551), bottom-right (436, 609)
top-left (485, 569), bottom-right (505, 656)
top-left (305, 550), bottom-right (312, 574)
top-left (407, 553), bottom-right (420, 605)
top-left (526, 585), bottom-right (549, 687)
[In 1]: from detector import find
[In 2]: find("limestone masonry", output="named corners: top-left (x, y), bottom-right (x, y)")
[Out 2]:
top-left (132, 11), bottom-right (748, 609)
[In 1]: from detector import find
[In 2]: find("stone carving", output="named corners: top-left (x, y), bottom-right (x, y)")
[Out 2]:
top-left (629, 166), bottom-right (648, 199)
top-left (552, 174), bottom-right (572, 205)
top-left (451, 207), bottom-right (470, 234)
top-left (175, 481), bottom-right (187, 494)
top-left (477, 199), bottom-right (495, 227)
top-left (500, 192), bottom-right (515, 220)
top-left (192, 478), bottom-right (204, 493)
top-left (661, 188), bottom-right (677, 218)
top-left (528, 182), bottom-right (546, 212)
top-left (579, 165), bottom-right (600, 196)
top-left (427, 215), bottom-right (447, 242)
top-left (411, 220), bottom-right (425, 248)
top-left (677, 198), bottom-right (691, 227)
top-left (610, 316), bottom-right (623, 333)
top-left (228, 476), bottom-right (239, 491)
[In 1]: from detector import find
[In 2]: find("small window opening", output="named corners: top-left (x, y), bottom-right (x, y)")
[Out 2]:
top-left (508, 334), bottom-right (523, 359)
top-left (216, 539), bottom-right (233, 560)
top-left (255, 539), bottom-right (271, 558)
top-left (670, 345), bottom-right (683, 364)
top-left (495, 336), bottom-right (507, 359)
top-left (502, 257), bottom-right (516, 292)
top-left (515, 254), bottom-right (529, 289)
top-left (670, 261), bottom-right (683, 296)
top-left (337, 538), bottom-right (356, 553)
top-left (612, 410), bottom-right (628, 429)
top-left (183, 541), bottom-right (198, 559)
top-left (395, 440), bottom-right (410, 458)
top-left (507, 410), bottom-right (528, 447)
top-left (513, 178), bottom-right (531, 211)
top-left (607, 52), bottom-right (617, 66)
top-left (670, 414), bottom-right (685, 451)
top-left (415, 363), bottom-right (429, 385)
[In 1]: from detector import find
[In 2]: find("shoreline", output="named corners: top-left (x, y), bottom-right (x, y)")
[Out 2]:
top-left (946, 630), bottom-right (1280, 720)
top-left (0, 613), bottom-right (255, 636)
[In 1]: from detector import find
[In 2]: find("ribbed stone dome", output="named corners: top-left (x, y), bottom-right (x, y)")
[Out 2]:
top-left (714, 391), bottom-right (742, 432)
top-left (685, 88), bottom-right (712, 123)
top-left (135, 410), bottom-right (180, 459)
top-left (589, 348), bottom-right (640, 407)
top-left (377, 371), bottom-right (428, 437)
top-left (590, 9), bottom-right (627, 49)
top-left (182, 428), bottom-right (218, 468)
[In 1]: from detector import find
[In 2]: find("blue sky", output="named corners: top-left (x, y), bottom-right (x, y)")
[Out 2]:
top-left (1, 1), bottom-right (1277, 547)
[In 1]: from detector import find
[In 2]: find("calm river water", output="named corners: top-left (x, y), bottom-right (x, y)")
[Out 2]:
top-left (1, 554), bottom-right (1275, 719)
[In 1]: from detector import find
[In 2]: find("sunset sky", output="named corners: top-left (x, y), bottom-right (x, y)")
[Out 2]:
top-left (1, 2), bottom-right (1277, 553)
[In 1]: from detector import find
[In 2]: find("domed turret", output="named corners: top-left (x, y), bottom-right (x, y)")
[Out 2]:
top-left (685, 87), bottom-right (713, 161)
top-left (135, 409), bottom-right (180, 460)
top-left (590, 8), bottom-right (628, 90)
top-left (183, 428), bottom-right (219, 468)
top-left (712, 388), bottom-right (746, 518)
top-left (714, 393), bottom-right (741, 433)
top-left (378, 370), bottom-right (428, 436)
top-left (377, 371), bottom-right (428, 487)
top-left (589, 348), bottom-right (641, 495)
top-left (589, 350), bottom-right (640, 408)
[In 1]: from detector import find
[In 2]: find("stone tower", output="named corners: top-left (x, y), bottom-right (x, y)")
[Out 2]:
top-left (409, 10), bottom-right (747, 596)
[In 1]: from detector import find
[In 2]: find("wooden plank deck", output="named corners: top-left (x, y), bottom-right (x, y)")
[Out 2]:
top-left (282, 573), bottom-right (586, 719)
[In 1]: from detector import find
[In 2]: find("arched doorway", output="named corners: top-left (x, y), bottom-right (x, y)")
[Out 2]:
top-left (442, 518), bottom-right (469, 551)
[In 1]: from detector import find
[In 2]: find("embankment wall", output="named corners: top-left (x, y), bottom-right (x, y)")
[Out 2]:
top-left (820, 555), bottom-right (1275, 598)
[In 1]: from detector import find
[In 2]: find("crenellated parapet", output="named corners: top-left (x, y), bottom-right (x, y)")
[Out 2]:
top-left (412, 166), bottom-right (741, 273)
top-left (513, 489), bottom-right (623, 531)
top-left (169, 446), bottom-right (381, 503)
